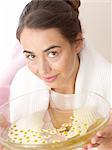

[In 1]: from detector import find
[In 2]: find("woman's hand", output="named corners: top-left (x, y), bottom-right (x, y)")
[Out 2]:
top-left (0, 146), bottom-right (9, 150)
top-left (82, 113), bottom-right (112, 150)
top-left (0, 115), bottom-right (10, 150)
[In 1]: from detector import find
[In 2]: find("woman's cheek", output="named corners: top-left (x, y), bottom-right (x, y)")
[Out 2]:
top-left (27, 62), bottom-right (38, 75)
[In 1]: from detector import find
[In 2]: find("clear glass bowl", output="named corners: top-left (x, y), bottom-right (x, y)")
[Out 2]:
top-left (0, 90), bottom-right (110, 150)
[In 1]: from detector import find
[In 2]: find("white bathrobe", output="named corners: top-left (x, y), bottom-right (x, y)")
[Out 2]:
top-left (10, 45), bottom-right (111, 105)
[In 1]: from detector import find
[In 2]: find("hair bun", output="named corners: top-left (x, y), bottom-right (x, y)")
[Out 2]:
top-left (65, 0), bottom-right (81, 13)
top-left (71, 0), bottom-right (81, 9)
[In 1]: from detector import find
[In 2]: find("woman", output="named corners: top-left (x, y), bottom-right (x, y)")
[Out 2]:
top-left (4, 0), bottom-right (112, 150)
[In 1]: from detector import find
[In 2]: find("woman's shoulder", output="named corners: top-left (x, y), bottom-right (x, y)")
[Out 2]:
top-left (10, 66), bottom-right (48, 99)
top-left (12, 66), bottom-right (35, 77)
top-left (80, 46), bottom-right (111, 78)
top-left (11, 66), bottom-right (43, 85)
top-left (78, 46), bottom-right (111, 104)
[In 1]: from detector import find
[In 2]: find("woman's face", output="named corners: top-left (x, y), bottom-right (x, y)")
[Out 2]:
top-left (20, 28), bottom-right (81, 92)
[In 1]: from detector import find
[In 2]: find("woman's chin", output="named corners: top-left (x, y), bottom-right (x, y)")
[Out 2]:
top-left (44, 82), bottom-right (59, 90)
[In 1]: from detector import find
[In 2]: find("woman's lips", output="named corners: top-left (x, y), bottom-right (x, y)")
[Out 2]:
top-left (42, 75), bottom-right (58, 83)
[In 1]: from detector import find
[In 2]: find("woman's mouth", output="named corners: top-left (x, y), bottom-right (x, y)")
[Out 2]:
top-left (42, 75), bottom-right (58, 83)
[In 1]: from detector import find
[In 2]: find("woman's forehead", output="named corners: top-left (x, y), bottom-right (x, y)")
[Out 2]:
top-left (20, 27), bottom-right (70, 51)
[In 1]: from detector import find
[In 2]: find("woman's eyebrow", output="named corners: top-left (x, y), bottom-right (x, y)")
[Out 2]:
top-left (43, 45), bottom-right (61, 53)
top-left (23, 45), bottom-right (61, 54)
top-left (23, 50), bottom-right (34, 54)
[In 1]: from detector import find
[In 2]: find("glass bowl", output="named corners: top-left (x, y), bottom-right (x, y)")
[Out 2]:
top-left (0, 90), bottom-right (110, 150)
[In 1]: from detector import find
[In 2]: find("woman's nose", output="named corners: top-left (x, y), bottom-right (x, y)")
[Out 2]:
top-left (38, 59), bottom-right (52, 75)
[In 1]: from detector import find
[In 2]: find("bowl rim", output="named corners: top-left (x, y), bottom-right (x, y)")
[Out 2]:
top-left (2, 118), bottom-right (109, 149)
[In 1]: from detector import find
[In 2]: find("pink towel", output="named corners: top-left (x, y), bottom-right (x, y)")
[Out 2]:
top-left (0, 86), bottom-right (10, 105)
top-left (0, 42), bottom-right (25, 105)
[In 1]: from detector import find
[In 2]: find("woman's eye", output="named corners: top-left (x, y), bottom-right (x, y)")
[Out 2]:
top-left (26, 55), bottom-right (35, 60)
top-left (48, 51), bottom-right (58, 58)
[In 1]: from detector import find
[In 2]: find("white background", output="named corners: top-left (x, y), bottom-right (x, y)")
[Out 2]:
top-left (0, 0), bottom-right (111, 74)
top-left (80, 0), bottom-right (111, 62)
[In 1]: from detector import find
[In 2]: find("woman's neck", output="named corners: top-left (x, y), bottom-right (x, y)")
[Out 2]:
top-left (52, 55), bottom-right (80, 94)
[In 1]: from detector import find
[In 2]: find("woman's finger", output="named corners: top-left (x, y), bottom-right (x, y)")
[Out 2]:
top-left (0, 114), bottom-right (9, 128)
top-left (91, 135), bottom-right (104, 145)
top-left (82, 147), bottom-right (88, 150)
top-left (0, 145), bottom-right (3, 150)
top-left (96, 125), bottom-right (112, 138)
top-left (87, 143), bottom-right (99, 149)
top-left (82, 144), bottom-right (88, 150)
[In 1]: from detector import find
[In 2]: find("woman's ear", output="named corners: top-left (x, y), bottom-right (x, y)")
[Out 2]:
top-left (73, 32), bottom-right (84, 54)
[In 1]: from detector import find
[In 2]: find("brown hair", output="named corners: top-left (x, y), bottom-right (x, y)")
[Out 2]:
top-left (16, 0), bottom-right (82, 44)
